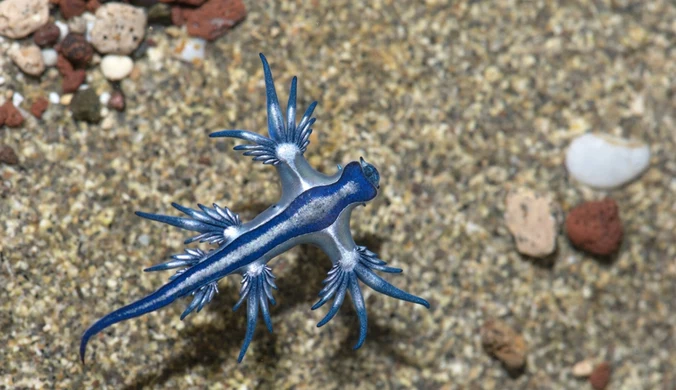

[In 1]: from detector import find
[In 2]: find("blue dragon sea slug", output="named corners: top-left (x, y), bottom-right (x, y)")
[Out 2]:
top-left (80, 53), bottom-right (430, 363)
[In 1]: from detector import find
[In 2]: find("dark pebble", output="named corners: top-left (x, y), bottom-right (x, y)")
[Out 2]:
top-left (71, 88), bottom-right (102, 123)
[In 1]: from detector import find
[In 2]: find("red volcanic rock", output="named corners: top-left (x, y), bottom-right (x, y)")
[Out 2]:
top-left (62, 69), bottom-right (87, 93)
top-left (34, 22), bottom-right (61, 47)
top-left (180, 0), bottom-right (246, 41)
top-left (60, 0), bottom-right (87, 19)
top-left (171, 6), bottom-right (186, 26)
top-left (56, 54), bottom-right (74, 75)
top-left (30, 97), bottom-right (49, 119)
top-left (589, 362), bottom-right (611, 390)
top-left (565, 199), bottom-right (623, 256)
top-left (1, 102), bottom-right (24, 128)
top-left (86, 0), bottom-right (101, 12)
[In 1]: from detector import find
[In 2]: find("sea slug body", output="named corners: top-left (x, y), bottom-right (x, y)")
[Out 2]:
top-left (80, 53), bottom-right (430, 364)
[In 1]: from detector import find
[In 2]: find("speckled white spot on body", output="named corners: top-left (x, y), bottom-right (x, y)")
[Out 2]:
top-left (276, 143), bottom-right (300, 164)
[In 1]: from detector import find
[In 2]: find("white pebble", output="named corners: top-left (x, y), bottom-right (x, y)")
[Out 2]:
top-left (48, 92), bottom-right (60, 104)
top-left (0, 76), bottom-right (5, 86)
top-left (85, 20), bottom-right (95, 42)
top-left (138, 234), bottom-right (150, 246)
top-left (12, 92), bottom-right (24, 107)
top-left (572, 359), bottom-right (594, 378)
top-left (175, 37), bottom-right (206, 63)
top-left (565, 133), bottom-right (650, 189)
top-left (99, 92), bottom-right (111, 105)
top-left (55, 20), bottom-right (69, 42)
top-left (41, 48), bottom-right (57, 67)
top-left (100, 55), bottom-right (134, 81)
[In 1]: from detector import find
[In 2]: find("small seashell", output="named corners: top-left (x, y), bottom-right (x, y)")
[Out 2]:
top-left (565, 133), bottom-right (650, 189)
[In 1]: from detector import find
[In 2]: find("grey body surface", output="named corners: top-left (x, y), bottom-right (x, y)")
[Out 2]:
top-left (80, 53), bottom-right (429, 364)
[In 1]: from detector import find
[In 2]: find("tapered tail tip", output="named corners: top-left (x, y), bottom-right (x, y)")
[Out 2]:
top-left (79, 335), bottom-right (89, 365)
top-left (419, 298), bottom-right (431, 309)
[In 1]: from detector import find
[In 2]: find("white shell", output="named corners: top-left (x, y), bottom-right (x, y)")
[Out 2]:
top-left (565, 133), bottom-right (650, 189)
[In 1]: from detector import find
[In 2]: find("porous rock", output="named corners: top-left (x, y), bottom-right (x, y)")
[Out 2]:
top-left (9, 45), bottom-right (46, 76)
top-left (1, 102), bottom-right (25, 128)
top-left (90, 3), bottom-right (147, 55)
top-left (505, 188), bottom-right (559, 258)
top-left (481, 318), bottom-right (528, 372)
top-left (30, 97), bottom-right (49, 119)
top-left (565, 199), bottom-right (623, 256)
top-left (0, 0), bottom-right (49, 39)
top-left (178, 0), bottom-right (246, 41)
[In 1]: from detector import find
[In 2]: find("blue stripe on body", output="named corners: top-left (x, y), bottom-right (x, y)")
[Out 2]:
top-left (172, 161), bottom-right (377, 290)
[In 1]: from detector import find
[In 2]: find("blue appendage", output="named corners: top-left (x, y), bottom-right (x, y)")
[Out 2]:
top-left (233, 266), bottom-right (278, 362)
top-left (312, 247), bottom-right (429, 349)
top-left (136, 203), bottom-right (240, 245)
top-left (210, 54), bottom-right (317, 165)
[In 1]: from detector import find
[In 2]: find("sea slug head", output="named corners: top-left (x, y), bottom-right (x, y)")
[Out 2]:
top-left (335, 158), bottom-right (381, 206)
top-left (359, 157), bottom-right (380, 190)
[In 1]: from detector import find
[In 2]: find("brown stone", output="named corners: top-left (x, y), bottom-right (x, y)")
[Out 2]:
top-left (171, 6), bottom-right (186, 26)
top-left (0, 144), bottom-right (19, 165)
top-left (33, 22), bottom-right (61, 47)
top-left (0, 104), bottom-right (6, 126)
top-left (30, 97), bottom-right (49, 119)
top-left (480, 319), bottom-right (528, 372)
top-left (1, 102), bottom-right (24, 128)
top-left (59, 0), bottom-right (87, 19)
top-left (56, 54), bottom-right (74, 75)
top-left (181, 0), bottom-right (246, 41)
top-left (565, 199), bottom-right (623, 256)
top-left (589, 362), bottom-right (611, 390)
top-left (85, 0), bottom-right (101, 12)
top-left (59, 33), bottom-right (94, 67)
top-left (62, 69), bottom-right (87, 93)
top-left (108, 89), bottom-right (125, 112)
